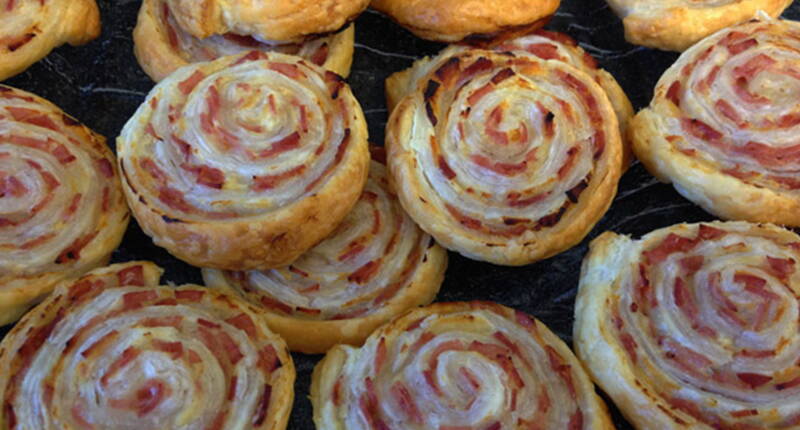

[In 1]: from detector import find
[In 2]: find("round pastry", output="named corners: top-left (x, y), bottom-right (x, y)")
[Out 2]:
top-left (164, 0), bottom-right (368, 43)
top-left (386, 49), bottom-right (624, 265)
top-left (0, 0), bottom-right (100, 80)
top-left (203, 155), bottom-right (448, 354)
top-left (576, 221), bottom-right (800, 428)
top-left (133, 0), bottom-right (355, 81)
top-left (0, 261), bottom-right (295, 430)
top-left (607, 0), bottom-right (793, 51)
top-left (386, 30), bottom-right (634, 164)
top-left (0, 85), bottom-right (129, 326)
top-left (370, 0), bottom-right (560, 44)
top-left (117, 51), bottom-right (370, 270)
top-left (311, 301), bottom-right (614, 429)
top-left (631, 18), bottom-right (800, 226)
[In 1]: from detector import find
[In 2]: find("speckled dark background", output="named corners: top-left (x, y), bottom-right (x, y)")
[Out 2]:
top-left (4, 0), bottom-right (800, 428)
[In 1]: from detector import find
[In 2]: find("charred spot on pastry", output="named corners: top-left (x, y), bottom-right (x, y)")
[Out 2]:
top-left (8, 33), bottom-right (36, 52)
top-left (60, 113), bottom-right (81, 127)
top-left (537, 205), bottom-right (568, 229)
top-left (423, 79), bottom-right (440, 103)
top-left (503, 217), bottom-right (528, 226)
top-left (161, 215), bottom-right (184, 224)
top-left (425, 101), bottom-right (437, 126)
top-left (566, 179), bottom-right (589, 203)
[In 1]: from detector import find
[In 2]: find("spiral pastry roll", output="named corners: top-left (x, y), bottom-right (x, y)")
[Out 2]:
top-left (0, 85), bottom-right (129, 326)
top-left (163, 0), bottom-right (367, 43)
top-left (370, 0), bottom-right (559, 44)
top-left (311, 301), bottom-right (614, 429)
top-left (0, 261), bottom-right (295, 430)
top-left (0, 0), bottom-right (100, 80)
top-left (576, 221), bottom-right (800, 428)
top-left (386, 50), bottom-right (624, 265)
top-left (386, 30), bottom-right (634, 164)
top-left (133, 0), bottom-right (355, 82)
top-left (607, 0), bottom-right (792, 51)
top-left (117, 51), bottom-right (369, 270)
top-left (203, 157), bottom-right (448, 354)
top-left (631, 18), bottom-right (800, 226)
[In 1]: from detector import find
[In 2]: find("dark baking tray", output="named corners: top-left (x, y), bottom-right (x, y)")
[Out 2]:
top-left (5, 1), bottom-right (800, 428)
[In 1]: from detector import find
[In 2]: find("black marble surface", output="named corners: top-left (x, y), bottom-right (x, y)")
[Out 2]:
top-left (4, 1), bottom-right (800, 428)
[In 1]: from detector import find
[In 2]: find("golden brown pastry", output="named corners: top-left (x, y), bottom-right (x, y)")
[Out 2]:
top-left (0, 261), bottom-right (295, 430)
top-left (203, 155), bottom-right (447, 354)
top-left (117, 51), bottom-right (369, 271)
top-left (607, 0), bottom-right (793, 51)
top-left (134, 0), bottom-right (355, 81)
top-left (386, 29), bottom-right (634, 165)
top-left (631, 18), bottom-right (800, 225)
top-left (312, 301), bottom-right (614, 429)
top-left (165, 0), bottom-right (368, 42)
top-left (0, 0), bottom-right (100, 80)
top-left (370, 0), bottom-right (560, 44)
top-left (577, 221), bottom-right (800, 429)
top-left (0, 85), bottom-right (129, 326)
top-left (386, 49), bottom-right (623, 266)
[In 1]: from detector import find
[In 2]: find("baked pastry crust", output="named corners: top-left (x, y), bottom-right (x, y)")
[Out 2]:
top-left (386, 30), bottom-right (634, 166)
top-left (386, 49), bottom-right (623, 265)
top-left (631, 18), bottom-right (800, 225)
top-left (117, 51), bottom-right (369, 270)
top-left (0, 85), bottom-right (129, 326)
top-left (133, 0), bottom-right (355, 81)
top-left (203, 157), bottom-right (447, 354)
top-left (0, 261), bottom-right (295, 430)
top-left (0, 0), bottom-right (100, 80)
top-left (576, 221), bottom-right (800, 429)
top-left (311, 301), bottom-right (614, 429)
top-left (165, 0), bottom-right (368, 43)
top-left (370, 0), bottom-right (560, 43)
top-left (607, 0), bottom-right (793, 51)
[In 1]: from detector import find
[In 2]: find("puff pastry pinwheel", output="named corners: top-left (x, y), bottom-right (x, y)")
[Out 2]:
top-left (203, 156), bottom-right (447, 354)
top-left (386, 49), bottom-right (624, 265)
top-left (0, 0), bottom-right (100, 80)
top-left (631, 18), bottom-right (800, 226)
top-left (134, 0), bottom-right (355, 82)
top-left (386, 30), bottom-right (634, 164)
top-left (163, 0), bottom-right (367, 43)
top-left (0, 261), bottom-right (295, 430)
top-left (576, 221), bottom-right (800, 429)
top-left (311, 301), bottom-right (614, 429)
top-left (0, 85), bottom-right (128, 326)
top-left (607, 0), bottom-right (793, 51)
top-left (370, 0), bottom-right (560, 44)
top-left (117, 51), bottom-right (369, 270)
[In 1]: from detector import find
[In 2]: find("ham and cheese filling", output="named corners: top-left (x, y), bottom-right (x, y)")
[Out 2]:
top-left (210, 160), bottom-right (434, 320)
top-left (118, 51), bottom-right (356, 222)
top-left (403, 51), bottom-right (614, 241)
top-left (315, 303), bottom-right (599, 429)
top-left (655, 19), bottom-right (800, 190)
top-left (0, 262), bottom-right (293, 430)
top-left (612, 223), bottom-right (800, 428)
top-left (0, 85), bottom-right (125, 282)
top-left (158, 1), bottom-right (332, 68)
